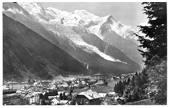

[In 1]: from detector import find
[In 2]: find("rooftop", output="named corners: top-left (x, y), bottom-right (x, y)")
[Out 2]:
top-left (78, 89), bottom-right (102, 100)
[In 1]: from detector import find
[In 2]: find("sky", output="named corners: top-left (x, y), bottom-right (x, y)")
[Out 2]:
top-left (40, 2), bottom-right (148, 28)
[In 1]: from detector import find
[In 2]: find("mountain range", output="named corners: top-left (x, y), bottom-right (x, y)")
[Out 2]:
top-left (3, 2), bottom-right (143, 81)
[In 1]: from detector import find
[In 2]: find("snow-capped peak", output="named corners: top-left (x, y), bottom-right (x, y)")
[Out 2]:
top-left (46, 7), bottom-right (66, 15)
top-left (18, 2), bottom-right (44, 15)
top-left (46, 5), bottom-right (138, 41)
top-left (46, 7), bottom-right (59, 11)
top-left (102, 14), bottom-right (115, 24)
top-left (6, 2), bottom-right (138, 41)
top-left (17, 2), bottom-right (49, 22)
top-left (104, 14), bottom-right (113, 19)
top-left (72, 10), bottom-right (98, 21)
top-left (3, 2), bottom-right (137, 63)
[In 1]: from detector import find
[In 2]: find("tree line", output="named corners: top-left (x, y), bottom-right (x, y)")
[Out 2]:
top-left (114, 70), bottom-right (148, 102)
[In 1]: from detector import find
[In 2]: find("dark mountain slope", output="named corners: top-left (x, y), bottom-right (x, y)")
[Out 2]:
top-left (3, 14), bottom-right (89, 81)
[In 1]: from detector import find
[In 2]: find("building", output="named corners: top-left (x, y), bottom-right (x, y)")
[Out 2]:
top-left (94, 73), bottom-right (103, 80)
top-left (51, 98), bottom-right (60, 105)
top-left (25, 92), bottom-right (42, 105)
top-left (70, 89), bottom-right (102, 105)
top-left (40, 80), bottom-right (51, 88)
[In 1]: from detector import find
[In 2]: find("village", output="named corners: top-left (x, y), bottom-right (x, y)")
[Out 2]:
top-left (3, 73), bottom-right (133, 105)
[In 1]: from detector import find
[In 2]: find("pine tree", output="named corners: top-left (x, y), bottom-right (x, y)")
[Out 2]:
top-left (140, 68), bottom-right (149, 89)
top-left (138, 2), bottom-right (167, 65)
top-left (117, 81), bottom-right (121, 95)
top-left (130, 76), bottom-right (135, 87)
top-left (126, 78), bottom-right (131, 85)
top-left (123, 71), bottom-right (149, 102)
top-left (138, 2), bottom-right (167, 104)
top-left (114, 83), bottom-right (117, 92)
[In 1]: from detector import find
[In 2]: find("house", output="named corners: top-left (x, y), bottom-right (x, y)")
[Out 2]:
top-left (25, 92), bottom-right (42, 105)
top-left (94, 73), bottom-right (103, 80)
top-left (58, 82), bottom-right (69, 88)
top-left (51, 98), bottom-right (60, 105)
top-left (70, 89), bottom-right (102, 105)
top-left (25, 93), bottom-right (32, 104)
top-left (40, 80), bottom-right (51, 88)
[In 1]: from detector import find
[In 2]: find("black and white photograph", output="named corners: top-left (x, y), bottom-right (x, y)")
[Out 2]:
top-left (2, 1), bottom-right (167, 105)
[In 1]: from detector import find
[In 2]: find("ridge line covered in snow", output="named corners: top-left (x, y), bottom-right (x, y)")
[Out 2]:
top-left (4, 2), bottom-right (133, 64)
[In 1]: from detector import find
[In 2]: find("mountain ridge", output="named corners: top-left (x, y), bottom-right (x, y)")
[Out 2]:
top-left (3, 2), bottom-right (142, 81)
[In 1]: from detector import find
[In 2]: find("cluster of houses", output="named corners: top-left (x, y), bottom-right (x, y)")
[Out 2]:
top-left (3, 73), bottom-right (127, 105)
top-left (16, 86), bottom-right (122, 105)
top-left (3, 73), bottom-right (106, 90)
top-left (112, 72), bottom-right (136, 81)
